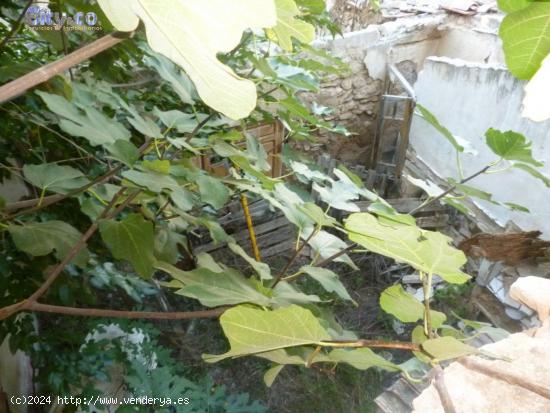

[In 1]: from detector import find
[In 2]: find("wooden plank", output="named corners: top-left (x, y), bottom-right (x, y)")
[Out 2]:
top-left (261, 239), bottom-right (296, 258)
top-left (196, 217), bottom-right (292, 253)
top-left (354, 198), bottom-right (448, 214)
top-left (416, 215), bottom-right (449, 228)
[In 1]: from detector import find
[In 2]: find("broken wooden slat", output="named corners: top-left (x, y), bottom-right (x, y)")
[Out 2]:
top-left (355, 197), bottom-right (447, 214)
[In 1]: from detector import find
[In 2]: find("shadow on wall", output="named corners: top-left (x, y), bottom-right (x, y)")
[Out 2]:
top-left (409, 57), bottom-right (550, 238)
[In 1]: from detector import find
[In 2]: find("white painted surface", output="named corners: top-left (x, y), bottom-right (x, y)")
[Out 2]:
top-left (410, 57), bottom-right (550, 238)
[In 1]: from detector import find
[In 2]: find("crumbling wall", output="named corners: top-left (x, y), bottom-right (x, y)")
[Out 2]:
top-left (409, 57), bottom-right (550, 238)
top-left (302, 15), bottom-right (445, 162)
top-left (303, 12), bottom-right (504, 164)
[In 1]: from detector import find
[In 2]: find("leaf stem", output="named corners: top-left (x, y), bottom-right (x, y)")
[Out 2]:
top-left (422, 271), bottom-right (434, 338)
top-left (320, 339), bottom-right (420, 351)
top-left (271, 227), bottom-right (318, 288)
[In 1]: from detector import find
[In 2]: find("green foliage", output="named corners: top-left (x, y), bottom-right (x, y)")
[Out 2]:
top-left (345, 213), bottom-right (470, 284)
top-left (485, 128), bottom-right (543, 166)
top-left (23, 163), bottom-right (89, 194)
top-left (299, 265), bottom-right (354, 302)
top-left (8, 221), bottom-right (89, 267)
top-left (36, 90), bottom-right (132, 147)
top-left (513, 162), bottom-right (550, 187)
top-left (267, 0), bottom-right (316, 51)
top-left (413, 108), bottom-right (549, 215)
top-left (328, 348), bottom-right (400, 372)
top-left (98, 0), bottom-right (277, 119)
top-left (499, 1), bottom-right (550, 79)
top-left (421, 336), bottom-right (477, 361)
top-left (380, 285), bottom-right (446, 328)
top-left (204, 305), bottom-right (331, 362)
top-left (99, 214), bottom-right (156, 278)
top-left (0, 1), bottom-right (516, 402)
top-left (158, 262), bottom-right (272, 307)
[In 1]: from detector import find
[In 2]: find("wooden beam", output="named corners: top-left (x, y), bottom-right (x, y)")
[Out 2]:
top-left (0, 32), bottom-right (132, 104)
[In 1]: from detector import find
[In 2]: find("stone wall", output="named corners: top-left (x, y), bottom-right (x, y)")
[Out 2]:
top-left (301, 12), bottom-right (503, 164)
top-left (301, 15), bottom-right (445, 162)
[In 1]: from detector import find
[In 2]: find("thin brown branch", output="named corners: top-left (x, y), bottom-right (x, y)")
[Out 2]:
top-left (0, 32), bottom-right (132, 104)
top-left (168, 113), bottom-right (215, 161)
top-left (458, 358), bottom-right (550, 400)
top-left (27, 187), bottom-right (128, 304)
top-left (4, 140), bottom-right (150, 216)
top-left (26, 302), bottom-right (226, 320)
top-left (410, 164), bottom-right (491, 215)
top-left (314, 243), bottom-right (357, 268)
top-left (0, 188), bottom-right (131, 321)
top-left (433, 365), bottom-right (457, 413)
top-left (321, 339), bottom-right (420, 351)
top-left (0, 0), bottom-right (34, 54)
top-left (272, 229), bottom-right (317, 288)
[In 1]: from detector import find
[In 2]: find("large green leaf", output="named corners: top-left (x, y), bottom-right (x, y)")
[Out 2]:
top-left (122, 170), bottom-right (194, 210)
top-left (485, 129), bottom-right (543, 166)
top-left (36, 91), bottom-right (131, 147)
top-left (306, 229), bottom-right (358, 270)
top-left (157, 262), bottom-right (271, 307)
top-left (298, 203), bottom-right (337, 228)
top-left (271, 282), bottom-right (322, 306)
top-left (264, 365), bottom-right (285, 387)
top-left (8, 221), bottom-right (89, 267)
top-left (266, 0), bottom-right (316, 51)
top-left (98, 0), bottom-right (277, 119)
top-left (196, 175), bottom-right (230, 209)
top-left (203, 305), bottom-right (331, 362)
top-left (105, 140), bottom-right (140, 167)
top-left (144, 53), bottom-right (196, 105)
top-left (23, 163), bottom-right (88, 194)
top-left (122, 170), bottom-right (179, 193)
top-left (154, 227), bottom-right (187, 264)
top-left (380, 285), bottom-right (446, 327)
top-left (300, 265), bottom-right (354, 302)
top-left (345, 213), bottom-right (470, 284)
top-left (498, 0), bottom-right (532, 13)
top-left (421, 336), bottom-right (477, 361)
top-left (328, 348), bottom-right (400, 372)
top-left (228, 242), bottom-right (273, 280)
top-left (500, 3), bottom-right (550, 79)
top-left (256, 347), bottom-right (329, 365)
top-left (99, 214), bottom-right (156, 278)
top-left (312, 169), bottom-right (377, 212)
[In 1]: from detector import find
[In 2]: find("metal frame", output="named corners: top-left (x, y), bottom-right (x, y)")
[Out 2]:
top-left (370, 64), bottom-right (417, 178)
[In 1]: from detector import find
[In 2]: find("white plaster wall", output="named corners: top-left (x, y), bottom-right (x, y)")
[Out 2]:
top-left (410, 57), bottom-right (550, 238)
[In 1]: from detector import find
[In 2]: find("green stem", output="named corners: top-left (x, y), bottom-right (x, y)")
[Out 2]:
top-left (37, 187), bottom-right (47, 208)
top-left (456, 151), bottom-right (464, 180)
top-left (281, 270), bottom-right (304, 282)
top-left (422, 271), bottom-right (434, 338)
top-left (87, 188), bottom-right (109, 206)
